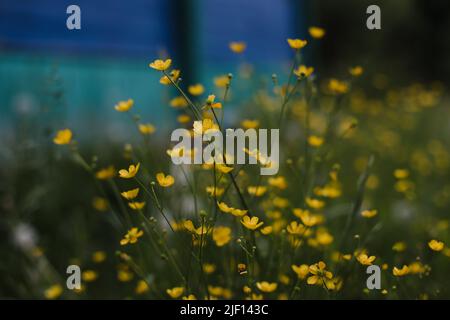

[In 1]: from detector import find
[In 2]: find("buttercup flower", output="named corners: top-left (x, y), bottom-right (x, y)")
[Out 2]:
top-left (156, 172), bottom-right (175, 187)
top-left (95, 165), bottom-right (115, 180)
top-left (268, 176), bottom-right (287, 190)
top-left (53, 129), bottom-right (72, 145)
top-left (241, 216), bottom-right (264, 230)
top-left (307, 261), bottom-right (335, 290)
top-left (428, 239), bottom-right (444, 251)
top-left (128, 201), bottom-right (146, 210)
top-left (247, 186), bottom-right (267, 197)
top-left (170, 96), bottom-right (189, 108)
top-left (120, 188), bottom-right (139, 200)
top-left (120, 227), bottom-right (144, 245)
top-left (357, 253), bottom-right (376, 266)
top-left (328, 79), bottom-right (348, 94)
top-left (260, 226), bottom-right (273, 235)
top-left (212, 226), bottom-right (232, 247)
top-left (308, 26), bottom-right (326, 39)
top-left (306, 197), bottom-right (325, 209)
top-left (188, 84), bottom-right (205, 96)
top-left (287, 38), bottom-right (307, 50)
top-left (361, 209), bottom-right (378, 218)
top-left (44, 284), bottom-right (63, 299)
top-left (183, 220), bottom-right (207, 236)
top-left (229, 41), bottom-right (246, 53)
top-left (206, 94), bottom-right (222, 109)
top-left (138, 123), bottom-right (156, 135)
top-left (294, 65), bottom-right (314, 78)
top-left (393, 265), bottom-right (410, 276)
top-left (149, 59), bottom-right (172, 71)
top-left (82, 270), bottom-right (98, 282)
top-left (308, 135), bottom-right (324, 147)
top-left (166, 287), bottom-right (184, 298)
top-left (349, 66), bottom-right (364, 77)
top-left (160, 69), bottom-right (180, 85)
top-left (114, 99), bottom-right (134, 112)
top-left (241, 119), bottom-right (260, 129)
top-left (256, 281), bottom-right (277, 293)
top-left (119, 163), bottom-right (140, 179)
top-left (292, 264), bottom-right (310, 279)
top-left (135, 280), bottom-right (149, 295)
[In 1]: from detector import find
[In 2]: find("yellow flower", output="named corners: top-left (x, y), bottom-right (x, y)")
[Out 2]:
top-left (394, 169), bottom-right (409, 179)
top-left (203, 263), bottom-right (216, 274)
top-left (287, 221), bottom-right (306, 235)
top-left (95, 165), bottom-right (116, 180)
top-left (308, 26), bottom-right (326, 39)
top-left (114, 99), bottom-right (134, 112)
top-left (135, 280), bottom-right (150, 295)
top-left (247, 186), bottom-right (267, 197)
top-left (121, 188), bottom-right (139, 200)
top-left (149, 58), bottom-right (172, 71)
top-left (287, 38), bottom-right (307, 50)
top-left (328, 79), bottom-right (348, 94)
top-left (292, 264), bottom-right (310, 279)
top-left (120, 227), bottom-right (144, 245)
top-left (305, 197), bottom-right (325, 209)
top-left (241, 216), bottom-right (264, 230)
top-left (160, 69), bottom-right (180, 85)
top-left (392, 241), bottom-right (407, 252)
top-left (349, 66), bottom-right (363, 77)
top-left (82, 270), bottom-right (98, 282)
top-left (268, 176), bottom-right (287, 190)
top-left (260, 226), bottom-right (273, 235)
top-left (428, 239), bottom-right (444, 251)
top-left (92, 251), bottom-right (106, 263)
top-left (206, 94), bottom-right (222, 109)
top-left (156, 172), bottom-right (175, 187)
top-left (307, 261), bottom-right (335, 290)
top-left (182, 294), bottom-right (197, 300)
top-left (241, 119), bottom-right (260, 129)
top-left (315, 228), bottom-right (334, 246)
top-left (229, 41), bottom-right (246, 53)
top-left (393, 265), bottom-right (409, 276)
top-left (117, 267), bottom-right (134, 282)
top-left (214, 75), bottom-right (230, 87)
top-left (231, 208), bottom-right (248, 217)
top-left (357, 253), bottom-right (376, 266)
top-left (361, 209), bottom-right (378, 218)
top-left (170, 96), bottom-right (189, 108)
top-left (92, 197), bottom-right (108, 212)
top-left (256, 281), bottom-right (277, 293)
top-left (44, 284), bottom-right (63, 299)
top-left (119, 163), bottom-right (140, 179)
top-left (138, 123), bottom-right (156, 135)
top-left (177, 114), bottom-right (191, 124)
top-left (183, 220), bottom-right (207, 236)
top-left (213, 226), bottom-right (232, 247)
top-left (206, 186), bottom-right (224, 197)
top-left (217, 201), bottom-right (234, 213)
top-left (53, 129), bottom-right (72, 145)
top-left (188, 84), bottom-right (205, 96)
top-left (128, 201), bottom-right (146, 210)
top-left (294, 65), bottom-right (314, 78)
top-left (216, 163), bottom-right (233, 174)
top-left (166, 287), bottom-right (184, 299)
top-left (308, 135), bottom-right (324, 147)
top-left (294, 209), bottom-right (319, 227)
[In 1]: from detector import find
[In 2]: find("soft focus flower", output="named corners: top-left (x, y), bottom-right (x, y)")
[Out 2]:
top-left (92, 251), bottom-right (106, 263)
top-left (394, 169), bottom-right (409, 179)
top-left (308, 26), bottom-right (326, 39)
top-left (247, 186), bottom-right (267, 197)
top-left (128, 201), bottom-right (146, 210)
top-left (121, 188), bottom-right (139, 200)
top-left (44, 284), bottom-right (63, 299)
top-left (229, 41), bottom-right (246, 53)
top-left (170, 96), bottom-right (189, 108)
top-left (393, 265), bottom-right (410, 276)
top-left (206, 94), bottom-right (222, 109)
top-left (160, 69), bottom-right (180, 85)
top-left (166, 287), bottom-right (184, 298)
top-left (256, 281), bottom-right (277, 293)
top-left (149, 59), bottom-right (172, 71)
top-left (213, 226), bottom-right (232, 247)
top-left (188, 84), bottom-right (205, 96)
top-left (361, 209), bottom-right (378, 218)
top-left (294, 65), bottom-right (314, 78)
top-left (260, 226), bottom-right (273, 235)
top-left (428, 239), bottom-right (444, 251)
top-left (241, 119), bottom-right (259, 129)
top-left (392, 241), bottom-right (407, 252)
top-left (292, 264), bottom-right (310, 279)
top-left (96, 165), bottom-right (115, 180)
top-left (156, 172), bottom-right (175, 187)
top-left (306, 197), bottom-right (325, 209)
top-left (135, 280), bottom-right (150, 295)
top-left (82, 270), bottom-right (98, 282)
top-left (92, 197), bottom-right (108, 212)
top-left (241, 216), bottom-right (264, 230)
top-left (287, 38), bottom-right (307, 50)
top-left (328, 79), bottom-right (348, 94)
top-left (183, 220), bottom-right (207, 236)
top-left (349, 66), bottom-right (364, 77)
top-left (114, 99), bottom-right (134, 112)
top-left (53, 129), bottom-right (72, 145)
top-left (357, 253), bottom-right (376, 266)
top-left (119, 163), bottom-right (140, 179)
top-left (120, 227), bottom-right (144, 245)
top-left (138, 123), bottom-right (156, 135)
top-left (308, 135), bottom-right (324, 147)
top-left (268, 176), bottom-right (287, 190)
top-left (182, 294), bottom-right (197, 300)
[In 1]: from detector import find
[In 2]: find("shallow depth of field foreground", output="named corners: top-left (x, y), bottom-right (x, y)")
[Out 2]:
top-left (0, 1), bottom-right (449, 300)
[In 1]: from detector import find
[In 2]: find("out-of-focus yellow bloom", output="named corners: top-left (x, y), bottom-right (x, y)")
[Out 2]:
top-left (287, 38), bottom-right (307, 50)
top-left (206, 94), bottom-right (222, 109)
top-left (214, 75), bottom-right (230, 87)
top-left (96, 165), bottom-right (115, 180)
top-left (287, 221), bottom-right (306, 235)
top-left (268, 176), bottom-right (287, 190)
top-left (273, 197), bottom-right (289, 208)
top-left (307, 261), bottom-right (335, 290)
top-left (149, 59), bottom-right (172, 71)
top-left (361, 209), bottom-right (377, 218)
top-left (160, 69), bottom-right (180, 85)
top-left (182, 294), bottom-right (197, 300)
top-left (92, 197), bottom-right (108, 212)
top-left (393, 265), bottom-right (409, 276)
top-left (138, 123), bottom-right (156, 135)
top-left (82, 270), bottom-right (98, 282)
top-left (241, 119), bottom-right (260, 129)
top-left (193, 119), bottom-right (219, 134)
top-left (121, 188), bottom-right (139, 200)
top-left (128, 201), bottom-right (146, 210)
top-left (117, 267), bottom-right (134, 282)
top-left (231, 208), bottom-right (248, 217)
top-left (217, 201), bottom-right (234, 213)
top-left (256, 281), bottom-right (277, 293)
top-left (408, 262), bottom-right (426, 274)
top-left (156, 172), bottom-right (175, 187)
top-left (166, 287), bottom-right (184, 298)
top-left (328, 79), bottom-right (348, 94)
top-left (53, 129), bottom-right (72, 145)
top-left (120, 227), bottom-right (144, 245)
top-left (44, 284), bottom-right (63, 299)
top-left (119, 163), bottom-right (140, 179)
top-left (241, 216), bottom-right (264, 230)
top-left (306, 197), bottom-right (325, 209)
top-left (392, 241), bottom-right (407, 252)
top-left (92, 251), bottom-right (106, 263)
top-left (183, 220), bottom-right (207, 236)
top-left (213, 226), bottom-right (232, 247)
top-left (394, 169), bottom-right (410, 179)
top-left (294, 65), bottom-right (314, 78)
top-left (292, 264), bottom-right (309, 279)
top-left (188, 84), bottom-right (205, 96)
top-left (216, 163), bottom-right (233, 174)
top-left (294, 209), bottom-right (319, 227)
top-left (308, 135), bottom-right (324, 147)
top-left (308, 26), bottom-right (325, 39)
top-left (206, 186), bottom-right (224, 197)
top-left (260, 226), bottom-right (273, 235)
top-left (315, 228), bottom-right (334, 245)
top-left (177, 114), bottom-right (191, 124)
top-left (247, 186), bottom-right (267, 197)
top-left (357, 254), bottom-right (376, 266)
top-left (114, 99), bottom-right (134, 112)
top-left (170, 96), bottom-right (189, 108)
top-left (229, 41), bottom-right (246, 53)
top-left (428, 239), bottom-right (444, 251)
top-left (135, 280), bottom-right (149, 294)
top-left (349, 66), bottom-right (363, 77)
top-left (203, 263), bottom-right (216, 274)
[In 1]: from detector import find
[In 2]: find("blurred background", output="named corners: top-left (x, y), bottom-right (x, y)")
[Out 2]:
top-left (1, 0), bottom-right (449, 136)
